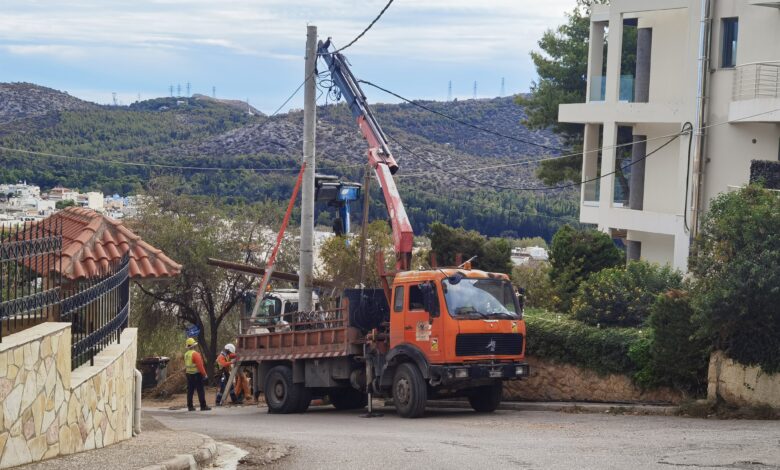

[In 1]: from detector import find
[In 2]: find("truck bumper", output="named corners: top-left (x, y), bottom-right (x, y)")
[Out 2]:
top-left (430, 362), bottom-right (530, 385)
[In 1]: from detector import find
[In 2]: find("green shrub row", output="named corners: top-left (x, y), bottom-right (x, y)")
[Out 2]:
top-left (524, 310), bottom-right (646, 376)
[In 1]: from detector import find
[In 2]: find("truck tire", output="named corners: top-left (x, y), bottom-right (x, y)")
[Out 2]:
top-left (468, 381), bottom-right (502, 413)
top-left (329, 388), bottom-right (367, 410)
top-left (264, 365), bottom-right (309, 414)
top-left (392, 363), bottom-right (427, 418)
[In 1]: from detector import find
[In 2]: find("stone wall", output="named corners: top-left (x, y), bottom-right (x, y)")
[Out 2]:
top-left (707, 351), bottom-right (780, 408)
top-left (0, 323), bottom-right (137, 468)
top-left (504, 355), bottom-right (683, 404)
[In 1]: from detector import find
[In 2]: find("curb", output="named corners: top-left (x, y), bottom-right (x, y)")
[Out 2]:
top-left (427, 400), bottom-right (678, 416)
top-left (139, 433), bottom-right (218, 470)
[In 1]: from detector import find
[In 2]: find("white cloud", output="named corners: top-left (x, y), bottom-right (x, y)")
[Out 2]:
top-left (0, 0), bottom-right (573, 63)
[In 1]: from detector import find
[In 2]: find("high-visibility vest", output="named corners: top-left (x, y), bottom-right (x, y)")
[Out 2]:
top-left (184, 350), bottom-right (198, 374)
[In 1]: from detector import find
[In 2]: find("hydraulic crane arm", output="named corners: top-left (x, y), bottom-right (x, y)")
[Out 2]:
top-left (318, 38), bottom-right (414, 271)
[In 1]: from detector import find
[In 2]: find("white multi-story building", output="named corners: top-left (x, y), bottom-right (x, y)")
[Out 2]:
top-left (559, 0), bottom-right (780, 270)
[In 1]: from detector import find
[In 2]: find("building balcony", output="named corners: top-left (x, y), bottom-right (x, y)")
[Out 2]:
top-left (729, 61), bottom-right (780, 123)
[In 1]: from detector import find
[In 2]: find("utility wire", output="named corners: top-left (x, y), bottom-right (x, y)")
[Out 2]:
top-left (0, 145), bottom-right (363, 173)
top-left (325, 0), bottom-right (395, 54)
top-left (359, 79), bottom-right (566, 153)
top-left (389, 130), bottom-right (682, 192)
top-left (391, 106), bottom-right (780, 178)
top-left (403, 184), bottom-right (581, 223)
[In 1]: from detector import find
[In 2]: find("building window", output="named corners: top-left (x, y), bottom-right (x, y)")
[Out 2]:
top-left (721, 18), bottom-right (738, 68)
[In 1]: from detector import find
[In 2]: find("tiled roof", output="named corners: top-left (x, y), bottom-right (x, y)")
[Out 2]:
top-left (27, 207), bottom-right (181, 280)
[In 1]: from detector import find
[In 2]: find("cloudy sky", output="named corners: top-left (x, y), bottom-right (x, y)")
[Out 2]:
top-left (0, 0), bottom-right (574, 112)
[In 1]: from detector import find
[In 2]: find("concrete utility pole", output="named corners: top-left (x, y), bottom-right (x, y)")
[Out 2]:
top-left (298, 25), bottom-right (317, 312)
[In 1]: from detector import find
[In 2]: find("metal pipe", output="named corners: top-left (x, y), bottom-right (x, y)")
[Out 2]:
top-left (133, 368), bottom-right (142, 436)
top-left (690, 0), bottom-right (711, 239)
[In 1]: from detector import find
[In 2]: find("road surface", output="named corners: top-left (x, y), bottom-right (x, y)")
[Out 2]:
top-left (147, 404), bottom-right (780, 469)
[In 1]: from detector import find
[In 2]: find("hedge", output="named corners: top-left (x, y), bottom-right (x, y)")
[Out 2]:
top-left (524, 309), bottom-right (646, 376)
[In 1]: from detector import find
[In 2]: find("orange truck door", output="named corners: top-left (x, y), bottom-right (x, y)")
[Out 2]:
top-left (403, 283), bottom-right (443, 362)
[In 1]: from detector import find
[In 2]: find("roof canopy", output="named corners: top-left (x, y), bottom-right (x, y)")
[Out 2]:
top-left (32, 207), bottom-right (181, 280)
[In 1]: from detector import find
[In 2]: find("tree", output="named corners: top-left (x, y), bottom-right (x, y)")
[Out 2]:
top-left (548, 224), bottom-right (623, 312)
top-left (571, 261), bottom-right (683, 327)
top-left (129, 177), bottom-right (294, 380)
top-left (317, 220), bottom-right (393, 291)
top-left (428, 222), bottom-right (513, 274)
top-left (689, 185), bottom-right (780, 373)
top-left (55, 199), bottom-right (76, 210)
top-left (518, 0), bottom-right (636, 192)
top-left (516, 0), bottom-right (598, 185)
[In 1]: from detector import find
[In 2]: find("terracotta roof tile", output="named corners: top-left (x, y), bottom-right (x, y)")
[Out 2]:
top-left (20, 207), bottom-right (181, 280)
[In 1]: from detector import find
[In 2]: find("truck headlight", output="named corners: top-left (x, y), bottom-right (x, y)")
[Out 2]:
top-left (515, 365), bottom-right (527, 376)
top-left (454, 368), bottom-right (469, 378)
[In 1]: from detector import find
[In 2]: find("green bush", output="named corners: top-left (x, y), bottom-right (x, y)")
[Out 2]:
top-left (429, 222), bottom-right (513, 274)
top-left (571, 261), bottom-right (683, 327)
top-left (690, 185), bottom-right (780, 373)
top-left (640, 291), bottom-right (709, 393)
top-left (525, 310), bottom-right (646, 376)
top-left (549, 225), bottom-right (624, 312)
top-left (511, 263), bottom-right (557, 310)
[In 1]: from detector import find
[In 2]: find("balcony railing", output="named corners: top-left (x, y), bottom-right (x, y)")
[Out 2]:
top-left (733, 61), bottom-right (780, 101)
top-left (589, 75), bottom-right (636, 102)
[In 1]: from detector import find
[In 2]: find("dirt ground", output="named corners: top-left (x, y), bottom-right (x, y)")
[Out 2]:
top-left (144, 385), bottom-right (263, 410)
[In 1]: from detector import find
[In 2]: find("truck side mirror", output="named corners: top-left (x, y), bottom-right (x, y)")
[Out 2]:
top-left (419, 282), bottom-right (440, 318)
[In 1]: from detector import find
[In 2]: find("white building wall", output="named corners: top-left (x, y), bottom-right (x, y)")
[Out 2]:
top-left (559, 0), bottom-right (780, 271)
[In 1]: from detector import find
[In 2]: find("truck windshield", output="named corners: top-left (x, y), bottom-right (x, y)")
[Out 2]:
top-left (441, 278), bottom-right (519, 319)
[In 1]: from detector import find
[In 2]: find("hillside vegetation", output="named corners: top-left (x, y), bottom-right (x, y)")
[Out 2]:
top-left (0, 83), bottom-right (579, 240)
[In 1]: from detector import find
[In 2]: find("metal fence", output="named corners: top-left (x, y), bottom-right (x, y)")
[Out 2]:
top-left (733, 61), bottom-right (780, 101)
top-left (61, 254), bottom-right (130, 369)
top-left (0, 219), bottom-right (62, 340)
top-left (0, 220), bottom-right (130, 370)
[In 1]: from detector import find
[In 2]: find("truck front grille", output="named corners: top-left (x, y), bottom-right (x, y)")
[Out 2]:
top-left (455, 333), bottom-right (523, 357)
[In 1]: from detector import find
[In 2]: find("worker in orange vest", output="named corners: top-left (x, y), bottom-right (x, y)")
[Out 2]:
top-left (216, 343), bottom-right (252, 405)
top-left (216, 343), bottom-right (242, 405)
top-left (184, 338), bottom-right (211, 411)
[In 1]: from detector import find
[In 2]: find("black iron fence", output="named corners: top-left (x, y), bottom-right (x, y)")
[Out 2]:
top-left (61, 254), bottom-right (130, 369)
top-left (0, 220), bottom-right (129, 369)
top-left (0, 219), bottom-right (62, 340)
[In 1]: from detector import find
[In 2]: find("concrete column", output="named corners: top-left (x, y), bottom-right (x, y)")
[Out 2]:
top-left (598, 122), bottom-right (618, 233)
top-left (582, 124), bottom-right (601, 204)
top-left (604, 12), bottom-right (624, 103)
top-left (627, 28), bottom-right (652, 261)
top-left (634, 28), bottom-right (652, 104)
top-left (298, 25), bottom-right (317, 312)
top-left (586, 22), bottom-right (607, 101)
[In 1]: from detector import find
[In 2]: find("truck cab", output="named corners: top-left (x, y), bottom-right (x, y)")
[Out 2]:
top-left (375, 266), bottom-right (528, 417)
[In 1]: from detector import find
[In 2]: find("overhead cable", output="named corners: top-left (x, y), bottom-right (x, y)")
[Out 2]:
top-left (324, 0), bottom-right (395, 54)
top-left (359, 79), bottom-right (567, 153)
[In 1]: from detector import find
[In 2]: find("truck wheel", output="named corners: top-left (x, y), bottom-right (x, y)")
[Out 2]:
top-left (392, 363), bottom-right (427, 418)
top-left (329, 388), bottom-right (367, 410)
top-left (264, 365), bottom-right (309, 414)
top-left (468, 381), bottom-right (502, 413)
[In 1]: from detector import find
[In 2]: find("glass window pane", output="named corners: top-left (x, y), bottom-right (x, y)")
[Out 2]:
top-left (721, 18), bottom-right (738, 68)
top-left (393, 286), bottom-right (404, 312)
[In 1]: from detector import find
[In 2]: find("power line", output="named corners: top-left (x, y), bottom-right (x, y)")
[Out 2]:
top-left (325, 0), bottom-right (395, 54)
top-left (358, 79), bottom-right (566, 152)
top-left (388, 131), bottom-right (682, 192)
top-left (393, 106), bottom-right (780, 177)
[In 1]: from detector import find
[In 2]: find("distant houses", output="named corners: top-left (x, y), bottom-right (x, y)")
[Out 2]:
top-left (0, 181), bottom-right (137, 227)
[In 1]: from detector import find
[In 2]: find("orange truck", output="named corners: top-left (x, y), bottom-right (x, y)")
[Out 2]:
top-left (238, 268), bottom-right (528, 418)
top-left (236, 39), bottom-right (529, 418)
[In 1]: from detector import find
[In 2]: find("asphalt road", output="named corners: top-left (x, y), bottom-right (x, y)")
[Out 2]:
top-left (147, 405), bottom-right (780, 470)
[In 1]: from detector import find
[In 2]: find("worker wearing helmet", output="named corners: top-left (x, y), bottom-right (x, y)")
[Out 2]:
top-left (184, 337), bottom-right (211, 411)
top-left (216, 343), bottom-right (244, 405)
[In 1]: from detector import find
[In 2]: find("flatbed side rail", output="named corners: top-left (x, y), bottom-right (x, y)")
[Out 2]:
top-left (237, 308), bottom-right (359, 360)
